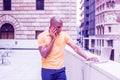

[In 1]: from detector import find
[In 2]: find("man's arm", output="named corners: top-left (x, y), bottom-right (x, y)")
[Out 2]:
top-left (38, 25), bottom-right (57, 58)
top-left (67, 42), bottom-right (88, 60)
top-left (39, 39), bottom-right (55, 58)
top-left (67, 42), bottom-right (99, 61)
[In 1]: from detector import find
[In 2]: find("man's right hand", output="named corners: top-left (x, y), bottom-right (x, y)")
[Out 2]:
top-left (49, 26), bottom-right (57, 40)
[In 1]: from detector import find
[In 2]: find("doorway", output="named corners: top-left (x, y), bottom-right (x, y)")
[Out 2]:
top-left (0, 23), bottom-right (14, 39)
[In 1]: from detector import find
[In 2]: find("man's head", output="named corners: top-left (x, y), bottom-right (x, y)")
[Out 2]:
top-left (49, 16), bottom-right (63, 35)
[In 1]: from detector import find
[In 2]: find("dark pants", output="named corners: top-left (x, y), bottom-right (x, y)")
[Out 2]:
top-left (41, 67), bottom-right (67, 80)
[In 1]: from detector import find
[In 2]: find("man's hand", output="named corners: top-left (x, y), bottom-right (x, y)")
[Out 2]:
top-left (86, 57), bottom-right (99, 62)
top-left (49, 26), bottom-right (57, 39)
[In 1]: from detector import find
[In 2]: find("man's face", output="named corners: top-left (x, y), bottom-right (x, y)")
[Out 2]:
top-left (50, 21), bottom-right (63, 35)
top-left (55, 22), bottom-right (62, 34)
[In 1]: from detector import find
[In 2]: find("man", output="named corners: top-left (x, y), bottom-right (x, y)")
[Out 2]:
top-left (38, 16), bottom-right (98, 80)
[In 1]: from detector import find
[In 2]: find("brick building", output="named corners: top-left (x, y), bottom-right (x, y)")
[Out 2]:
top-left (0, 0), bottom-right (77, 41)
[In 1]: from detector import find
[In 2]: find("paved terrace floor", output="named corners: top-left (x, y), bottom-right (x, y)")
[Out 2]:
top-left (0, 50), bottom-right (41, 80)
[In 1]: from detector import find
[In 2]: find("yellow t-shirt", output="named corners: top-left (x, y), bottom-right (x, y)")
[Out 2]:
top-left (38, 30), bottom-right (71, 69)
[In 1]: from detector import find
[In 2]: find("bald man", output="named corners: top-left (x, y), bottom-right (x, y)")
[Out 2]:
top-left (38, 16), bottom-right (98, 80)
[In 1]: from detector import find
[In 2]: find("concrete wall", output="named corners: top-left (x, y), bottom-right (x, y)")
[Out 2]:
top-left (0, 39), bottom-right (38, 49)
top-left (64, 45), bottom-right (120, 80)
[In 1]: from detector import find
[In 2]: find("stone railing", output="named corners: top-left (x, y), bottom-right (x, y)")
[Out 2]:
top-left (64, 45), bottom-right (120, 80)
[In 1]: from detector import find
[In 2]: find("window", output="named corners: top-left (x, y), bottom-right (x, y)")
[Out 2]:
top-left (111, 1), bottom-right (115, 8)
top-left (108, 27), bottom-right (111, 32)
top-left (36, 0), bottom-right (44, 10)
top-left (86, 14), bottom-right (89, 17)
top-left (3, 0), bottom-right (11, 10)
top-left (102, 40), bottom-right (104, 46)
top-left (102, 4), bottom-right (105, 9)
top-left (106, 1), bottom-right (115, 8)
top-left (91, 39), bottom-right (95, 47)
top-left (86, 6), bottom-right (89, 9)
top-left (107, 40), bottom-right (113, 47)
top-left (106, 2), bottom-right (110, 8)
top-left (35, 30), bottom-right (43, 39)
top-left (86, 22), bottom-right (89, 25)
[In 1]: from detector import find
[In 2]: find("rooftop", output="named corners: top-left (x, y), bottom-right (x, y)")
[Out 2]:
top-left (0, 40), bottom-right (120, 80)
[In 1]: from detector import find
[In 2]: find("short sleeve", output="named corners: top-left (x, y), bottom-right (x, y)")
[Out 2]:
top-left (64, 32), bottom-right (72, 44)
top-left (37, 33), bottom-right (46, 47)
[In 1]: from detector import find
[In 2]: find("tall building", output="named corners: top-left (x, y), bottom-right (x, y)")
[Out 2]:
top-left (88, 0), bottom-right (96, 52)
top-left (76, 0), bottom-right (84, 45)
top-left (80, 0), bottom-right (96, 50)
top-left (0, 0), bottom-right (77, 41)
top-left (95, 0), bottom-right (120, 62)
top-left (79, 0), bottom-right (120, 62)
top-left (83, 0), bottom-right (89, 50)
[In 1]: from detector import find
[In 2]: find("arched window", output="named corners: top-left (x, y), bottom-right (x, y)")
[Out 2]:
top-left (0, 23), bottom-right (14, 39)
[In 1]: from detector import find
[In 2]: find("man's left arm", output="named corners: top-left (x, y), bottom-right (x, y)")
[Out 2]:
top-left (67, 41), bottom-right (99, 61)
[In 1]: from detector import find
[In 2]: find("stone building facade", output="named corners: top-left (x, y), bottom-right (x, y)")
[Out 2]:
top-left (95, 0), bottom-right (120, 62)
top-left (0, 0), bottom-right (77, 41)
